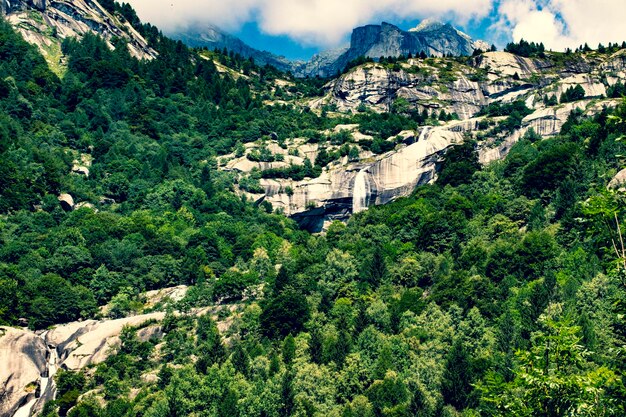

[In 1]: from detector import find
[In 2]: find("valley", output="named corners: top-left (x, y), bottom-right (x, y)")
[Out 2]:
top-left (1, 1), bottom-right (626, 416)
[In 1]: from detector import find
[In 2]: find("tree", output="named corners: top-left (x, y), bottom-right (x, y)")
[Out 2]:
top-left (260, 289), bottom-right (310, 338)
top-left (441, 340), bottom-right (475, 410)
top-left (364, 245), bottom-right (388, 286)
top-left (438, 141), bottom-right (481, 187)
top-left (479, 305), bottom-right (623, 416)
top-left (56, 370), bottom-right (87, 415)
top-left (282, 334), bottom-right (296, 366)
top-left (231, 341), bottom-right (250, 377)
top-left (366, 370), bottom-right (410, 416)
top-left (195, 315), bottom-right (225, 373)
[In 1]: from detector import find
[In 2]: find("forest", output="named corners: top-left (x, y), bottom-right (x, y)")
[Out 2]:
top-left (1, 5), bottom-right (626, 417)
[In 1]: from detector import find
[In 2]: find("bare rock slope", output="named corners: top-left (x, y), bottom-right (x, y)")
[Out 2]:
top-left (0, 327), bottom-right (47, 417)
top-left (2, 0), bottom-right (156, 69)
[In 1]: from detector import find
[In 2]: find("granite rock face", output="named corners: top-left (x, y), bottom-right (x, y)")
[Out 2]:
top-left (253, 123), bottom-right (472, 232)
top-left (45, 313), bottom-right (166, 371)
top-left (244, 101), bottom-right (619, 232)
top-left (3, 0), bottom-right (157, 62)
top-left (220, 48), bottom-right (623, 230)
top-left (0, 327), bottom-right (47, 417)
top-left (316, 49), bottom-right (621, 117)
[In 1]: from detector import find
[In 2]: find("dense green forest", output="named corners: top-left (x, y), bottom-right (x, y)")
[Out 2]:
top-left (1, 6), bottom-right (626, 417)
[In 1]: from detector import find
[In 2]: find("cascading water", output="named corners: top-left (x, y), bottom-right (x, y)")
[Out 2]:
top-left (352, 167), bottom-right (371, 213)
top-left (418, 126), bottom-right (430, 142)
top-left (13, 332), bottom-right (57, 417)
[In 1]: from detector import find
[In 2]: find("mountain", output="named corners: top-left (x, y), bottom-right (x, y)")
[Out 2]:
top-left (293, 20), bottom-right (489, 77)
top-left (1, 0), bottom-right (156, 71)
top-left (174, 19), bottom-right (488, 78)
top-left (171, 23), bottom-right (296, 73)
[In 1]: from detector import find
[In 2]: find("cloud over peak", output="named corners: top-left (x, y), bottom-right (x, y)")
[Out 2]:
top-left (125, 0), bottom-right (626, 51)
top-left (125, 0), bottom-right (492, 46)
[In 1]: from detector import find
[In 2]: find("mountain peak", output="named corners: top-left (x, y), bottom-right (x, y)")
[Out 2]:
top-left (409, 18), bottom-right (446, 33)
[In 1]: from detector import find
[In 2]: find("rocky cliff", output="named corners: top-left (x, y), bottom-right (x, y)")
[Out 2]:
top-left (0, 286), bottom-right (199, 416)
top-left (2, 0), bottom-right (156, 71)
top-left (225, 49), bottom-right (625, 231)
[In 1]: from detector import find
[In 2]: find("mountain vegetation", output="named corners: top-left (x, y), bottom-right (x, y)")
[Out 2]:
top-left (1, 4), bottom-right (626, 417)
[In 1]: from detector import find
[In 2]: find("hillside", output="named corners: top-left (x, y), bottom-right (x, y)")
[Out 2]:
top-left (1, 0), bottom-right (155, 75)
top-left (1, 2), bottom-right (626, 417)
top-left (171, 23), bottom-right (295, 73)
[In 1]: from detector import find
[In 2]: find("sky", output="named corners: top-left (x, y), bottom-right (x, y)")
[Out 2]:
top-left (125, 0), bottom-right (626, 60)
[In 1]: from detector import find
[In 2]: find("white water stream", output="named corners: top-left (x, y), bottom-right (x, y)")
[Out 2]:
top-left (352, 167), bottom-right (371, 213)
top-left (418, 126), bottom-right (430, 142)
top-left (13, 332), bottom-right (57, 417)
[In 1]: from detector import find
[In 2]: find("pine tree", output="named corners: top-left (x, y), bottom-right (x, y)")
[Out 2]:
top-left (282, 334), bottom-right (296, 366)
top-left (365, 245), bottom-right (388, 286)
top-left (441, 340), bottom-right (474, 409)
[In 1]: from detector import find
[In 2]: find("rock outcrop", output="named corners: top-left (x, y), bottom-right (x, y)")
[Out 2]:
top-left (608, 168), bottom-right (626, 190)
top-left (232, 97), bottom-right (620, 231)
top-left (479, 99), bottom-right (619, 164)
top-left (57, 193), bottom-right (75, 211)
top-left (46, 313), bottom-right (165, 371)
top-left (313, 49), bottom-right (624, 119)
top-left (253, 123), bottom-right (472, 232)
top-left (0, 316), bottom-right (166, 415)
top-left (219, 48), bottom-right (625, 230)
top-left (0, 327), bottom-right (47, 417)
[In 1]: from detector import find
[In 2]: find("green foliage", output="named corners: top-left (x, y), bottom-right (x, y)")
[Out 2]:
top-left (504, 39), bottom-right (546, 57)
top-left (560, 84), bottom-right (586, 103)
top-left (438, 141), bottom-right (481, 187)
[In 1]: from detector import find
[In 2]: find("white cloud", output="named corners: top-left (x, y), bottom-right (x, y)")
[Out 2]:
top-left (496, 0), bottom-right (626, 51)
top-left (124, 0), bottom-right (493, 46)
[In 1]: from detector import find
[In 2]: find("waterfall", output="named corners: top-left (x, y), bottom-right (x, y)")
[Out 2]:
top-left (352, 167), bottom-right (371, 213)
top-left (13, 332), bottom-right (57, 417)
top-left (418, 126), bottom-right (430, 142)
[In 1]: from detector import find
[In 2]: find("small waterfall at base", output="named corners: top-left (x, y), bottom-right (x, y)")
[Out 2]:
top-left (418, 126), bottom-right (430, 142)
top-left (352, 167), bottom-right (371, 213)
top-left (13, 331), bottom-right (57, 417)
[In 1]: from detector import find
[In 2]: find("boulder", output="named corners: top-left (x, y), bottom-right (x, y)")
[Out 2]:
top-left (74, 202), bottom-right (95, 211)
top-left (608, 169), bottom-right (626, 190)
top-left (99, 197), bottom-right (116, 205)
top-left (72, 166), bottom-right (90, 177)
top-left (143, 285), bottom-right (188, 308)
top-left (58, 193), bottom-right (74, 211)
